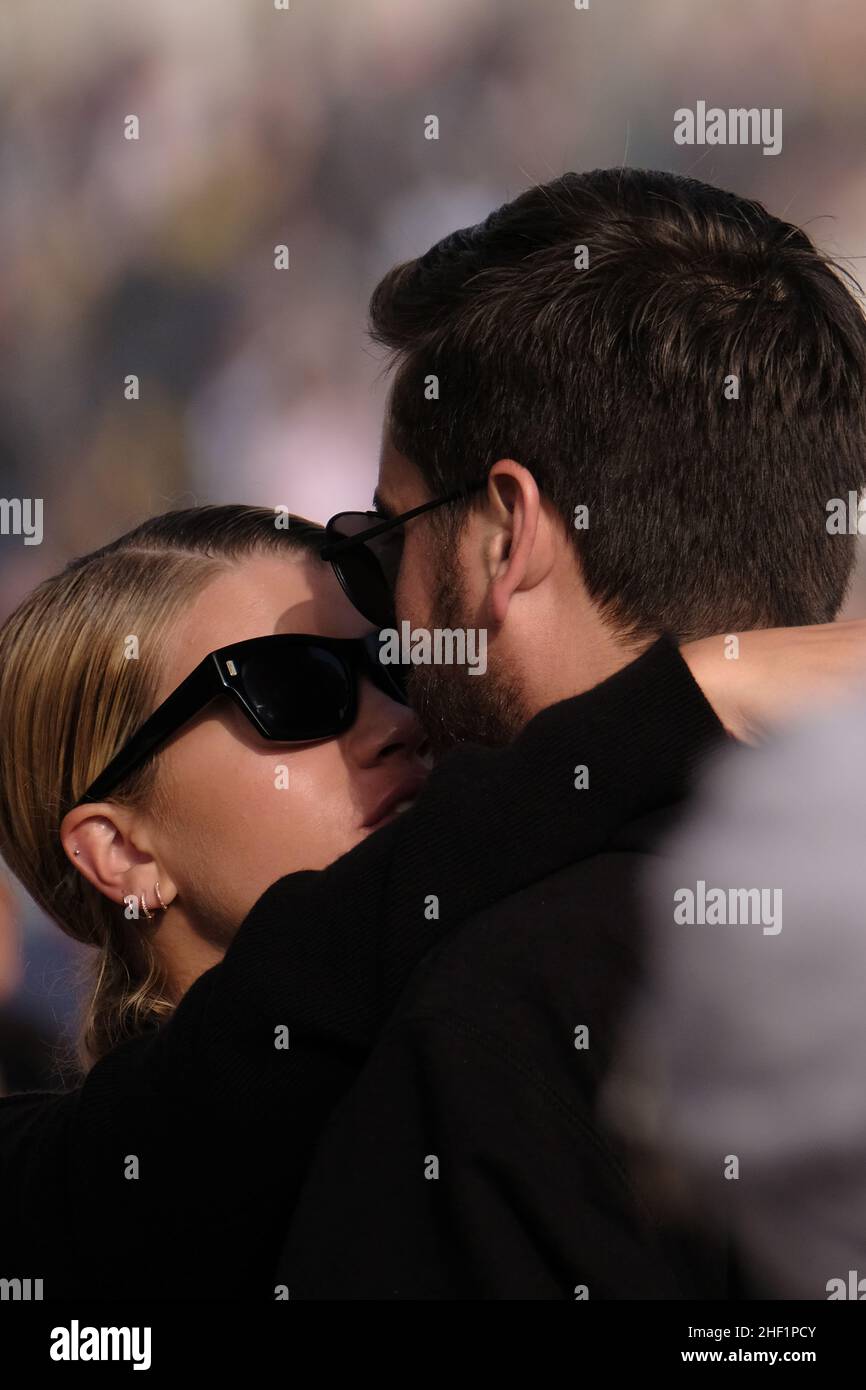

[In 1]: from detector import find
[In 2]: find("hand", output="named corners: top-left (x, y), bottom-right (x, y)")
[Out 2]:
top-left (681, 620), bottom-right (866, 743)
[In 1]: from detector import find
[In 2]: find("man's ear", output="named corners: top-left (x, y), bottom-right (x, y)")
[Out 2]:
top-left (484, 460), bottom-right (554, 626)
top-left (60, 804), bottom-right (176, 913)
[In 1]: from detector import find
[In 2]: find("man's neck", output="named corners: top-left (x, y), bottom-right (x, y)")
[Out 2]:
top-left (521, 626), bottom-right (655, 722)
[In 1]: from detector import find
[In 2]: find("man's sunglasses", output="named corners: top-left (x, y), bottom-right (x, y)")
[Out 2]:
top-left (77, 632), bottom-right (407, 806)
top-left (320, 479), bottom-right (487, 628)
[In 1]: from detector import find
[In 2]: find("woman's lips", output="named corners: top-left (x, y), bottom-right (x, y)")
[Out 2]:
top-left (362, 773), bottom-right (428, 830)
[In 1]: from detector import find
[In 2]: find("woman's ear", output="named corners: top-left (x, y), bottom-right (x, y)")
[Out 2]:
top-left (60, 804), bottom-right (175, 913)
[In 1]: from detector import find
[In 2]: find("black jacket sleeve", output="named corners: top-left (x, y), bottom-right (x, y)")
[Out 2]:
top-left (276, 1010), bottom-right (692, 1300)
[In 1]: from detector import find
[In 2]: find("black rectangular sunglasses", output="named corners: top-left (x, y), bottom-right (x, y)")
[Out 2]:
top-left (77, 632), bottom-right (407, 806)
top-left (320, 480), bottom-right (487, 628)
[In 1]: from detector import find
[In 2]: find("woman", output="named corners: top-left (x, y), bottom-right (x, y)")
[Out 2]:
top-left (0, 505), bottom-right (427, 1069)
top-left (0, 503), bottom-right (857, 1299)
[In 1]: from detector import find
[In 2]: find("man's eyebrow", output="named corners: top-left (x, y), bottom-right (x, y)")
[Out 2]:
top-left (371, 489), bottom-right (395, 520)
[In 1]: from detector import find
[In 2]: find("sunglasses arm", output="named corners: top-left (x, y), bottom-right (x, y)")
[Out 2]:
top-left (75, 655), bottom-right (224, 806)
top-left (320, 483), bottom-right (487, 561)
top-left (320, 512), bottom-right (403, 560)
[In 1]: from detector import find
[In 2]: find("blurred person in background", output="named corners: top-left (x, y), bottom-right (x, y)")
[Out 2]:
top-left (625, 670), bottom-right (866, 1300)
top-left (0, 874), bottom-right (60, 1094)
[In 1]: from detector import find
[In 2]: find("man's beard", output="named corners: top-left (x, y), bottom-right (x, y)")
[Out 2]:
top-left (405, 551), bottom-right (529, 758)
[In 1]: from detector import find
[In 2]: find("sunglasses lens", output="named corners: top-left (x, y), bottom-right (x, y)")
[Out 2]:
top-left (327, 514), bottom-right (401, 627)
top-left (240, 644), bottom-right (353, 740)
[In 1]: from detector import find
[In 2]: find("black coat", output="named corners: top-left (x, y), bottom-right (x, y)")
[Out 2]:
top-left (278, 808), bottom-right (727, 1299)
top-left (0, 638), bottom-right (724, 1298)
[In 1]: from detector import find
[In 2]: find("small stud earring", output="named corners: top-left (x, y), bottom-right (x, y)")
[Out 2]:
top-left (73, 849), bottom-right (81, 857)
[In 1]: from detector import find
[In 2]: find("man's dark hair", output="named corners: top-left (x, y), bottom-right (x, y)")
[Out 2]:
top-left (370, 168), bottom-right (866, 639)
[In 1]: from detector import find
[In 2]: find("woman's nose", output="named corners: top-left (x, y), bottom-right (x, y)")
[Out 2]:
top-left (346, 678), bottom-right (428, 768)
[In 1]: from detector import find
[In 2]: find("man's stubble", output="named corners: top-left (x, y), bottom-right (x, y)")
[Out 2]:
top-left (406, 532), bottom-right (530, 758)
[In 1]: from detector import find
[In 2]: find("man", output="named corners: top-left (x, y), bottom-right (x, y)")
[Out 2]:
top-left (275, 168), bottom-right (866, 1297)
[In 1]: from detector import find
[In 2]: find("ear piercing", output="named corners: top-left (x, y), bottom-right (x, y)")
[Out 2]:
top-left (69, 849), bottom-right (170, 918)
top-left (140, 882), bottom-right (170, 920)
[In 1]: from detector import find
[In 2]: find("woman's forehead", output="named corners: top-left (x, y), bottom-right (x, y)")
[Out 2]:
top-left (157, 553), bottom-right (372, 698)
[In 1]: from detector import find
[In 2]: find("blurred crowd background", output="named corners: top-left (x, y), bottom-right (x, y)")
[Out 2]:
top-left (2, 0), bottom-right (866, 1085)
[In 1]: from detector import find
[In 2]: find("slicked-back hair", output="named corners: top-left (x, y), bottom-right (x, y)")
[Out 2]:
top-left (0, 505), bottom-right (324, 1069)
top-left (370, 168), bottom-right (866, 640)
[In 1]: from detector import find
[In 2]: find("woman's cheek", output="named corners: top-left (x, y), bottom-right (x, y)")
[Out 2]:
top-left (254, 748), bottom-right (363, 873)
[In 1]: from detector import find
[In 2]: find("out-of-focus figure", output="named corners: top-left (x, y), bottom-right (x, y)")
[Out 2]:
top-left (616, 683), bottom-right (866, 1299)
top-left (0, 876), bottom-right (60, 1095)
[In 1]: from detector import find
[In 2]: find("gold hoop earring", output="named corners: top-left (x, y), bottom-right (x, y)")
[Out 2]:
top-left (154, 881), bottom-right (168, 912)
top-left (140, 890), bottom-right (154, 921)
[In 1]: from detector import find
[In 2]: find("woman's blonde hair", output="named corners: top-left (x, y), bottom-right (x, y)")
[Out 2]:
top-left (0, 505), bottom-right (324, 1070)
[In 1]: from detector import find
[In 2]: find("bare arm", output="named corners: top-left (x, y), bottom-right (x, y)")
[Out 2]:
top-left (683, 619), bottom-right (866, 743)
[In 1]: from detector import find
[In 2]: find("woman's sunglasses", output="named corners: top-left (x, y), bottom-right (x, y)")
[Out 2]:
top-left (76, 632), bottom-right (407, 806)
top-left (320, 479), bottom-right (487, 628)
